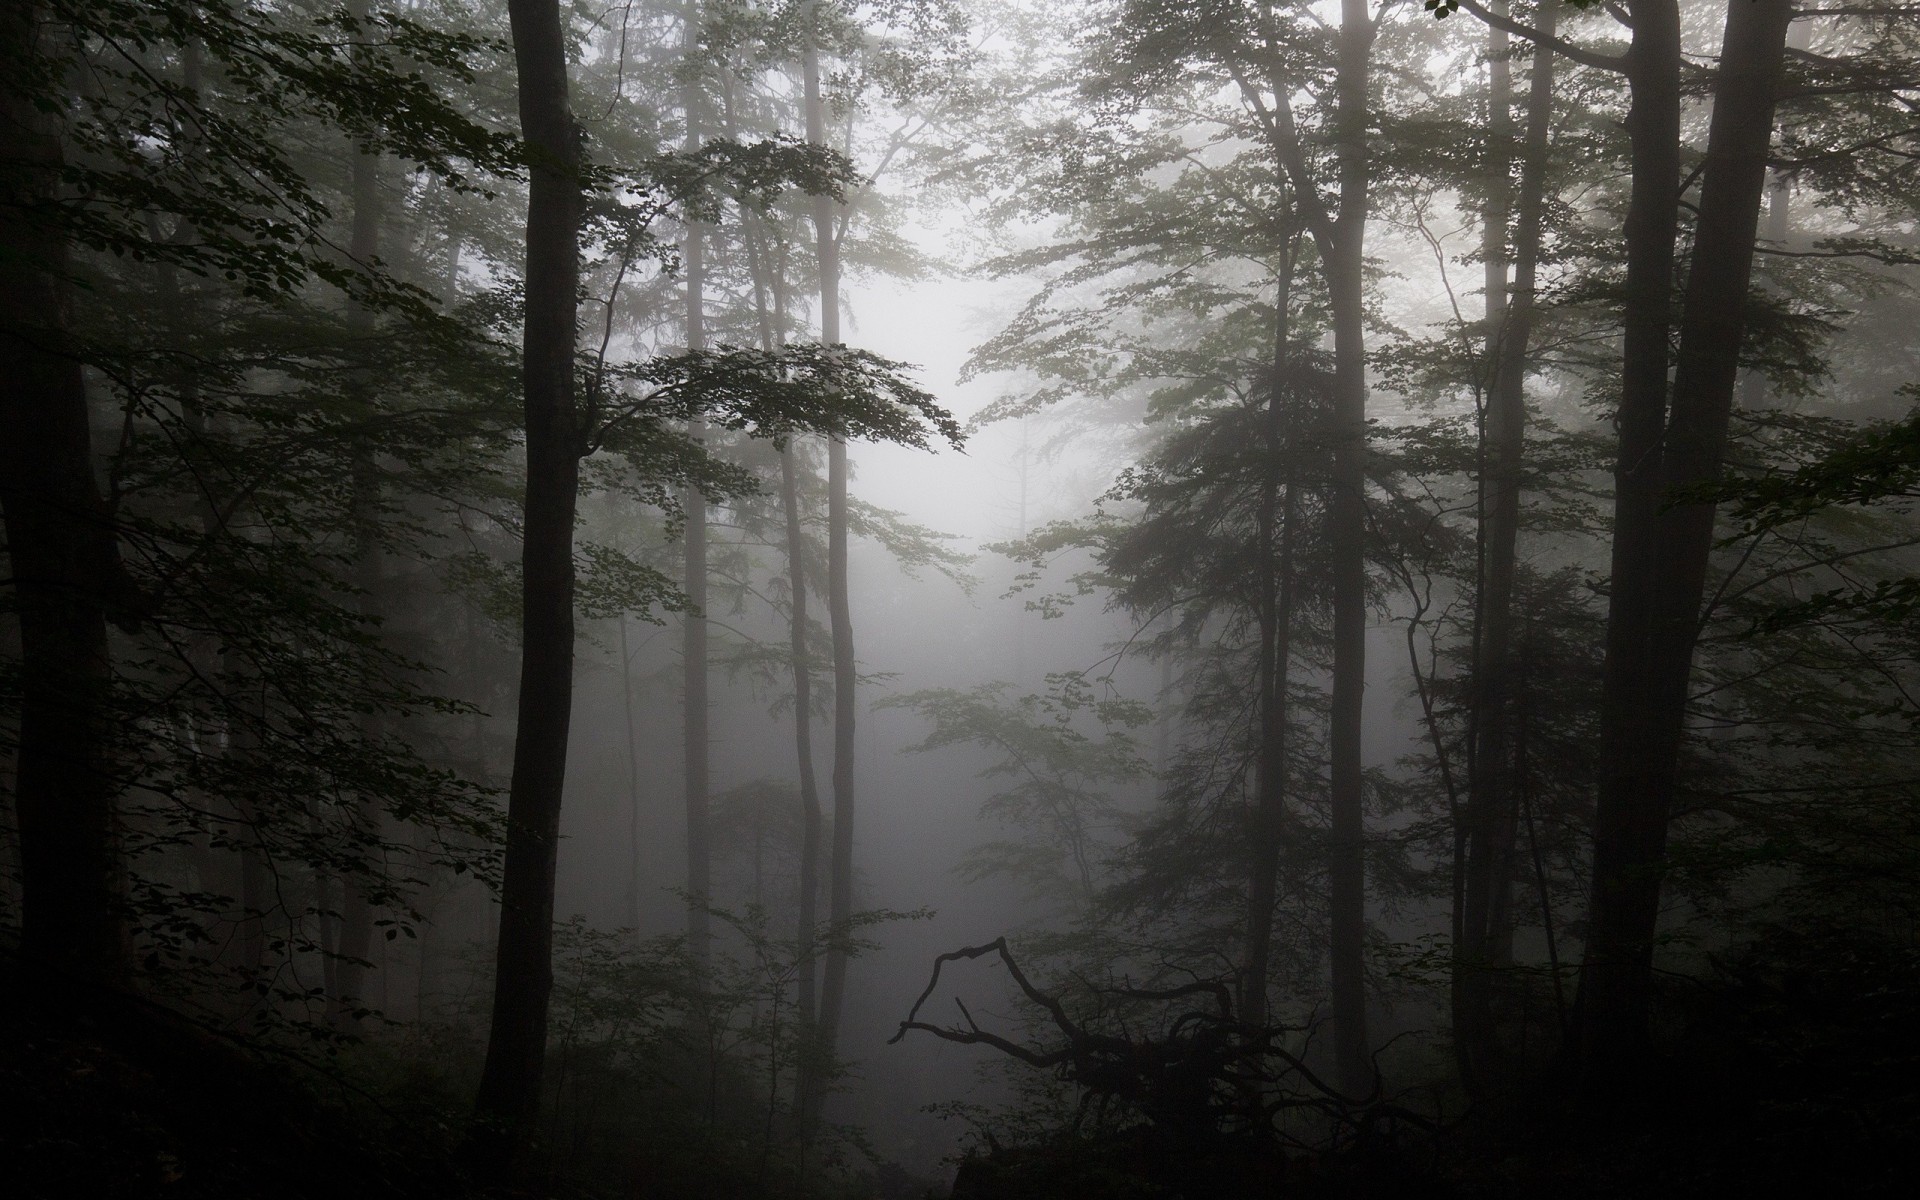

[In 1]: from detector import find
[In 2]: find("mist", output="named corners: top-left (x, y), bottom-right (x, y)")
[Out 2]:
top-left (5, 2), bottom-right (1919, 1198)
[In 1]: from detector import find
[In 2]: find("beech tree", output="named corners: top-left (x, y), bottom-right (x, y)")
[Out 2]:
top-left (471, 0), bottom-right (586, 1154)
top-left (1, 0), bottom-right (514, 996)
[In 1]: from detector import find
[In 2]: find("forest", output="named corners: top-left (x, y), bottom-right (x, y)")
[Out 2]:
top-left (4, 1), bottom-right (1919, 1197)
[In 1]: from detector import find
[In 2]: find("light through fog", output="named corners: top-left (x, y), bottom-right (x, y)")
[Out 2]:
top-left (8, 3), bottom-right (1919, 1198)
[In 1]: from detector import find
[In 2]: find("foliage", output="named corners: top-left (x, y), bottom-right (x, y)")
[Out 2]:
top-left (883, 675), bottom-right (1151, 908)
top-left (16, 0), bottom-right (516, 309)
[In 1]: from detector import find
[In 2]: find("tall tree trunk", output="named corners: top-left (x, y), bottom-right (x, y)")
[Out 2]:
top-left (802, 11), bottom-right (856, 1135)
top-left (1577, 0), bottom-right (1791, 1083)
top-left (333, 74), bottom-right (384, 1026)
top-left (1242, 250), bottom-right (1296, 1034)
top-left (1577, 0), bottom-right (1684, 1072)
top-left (682, 451), bottom-right (711, 965)
top-left (620, 615), bottom-right (644, 931)
top-left (1736, 16), bottom-right (1804, 416)
top-left (1482, 0), bottom-right (1556, 987)
top-left (1322, 0), bottom-right (1375, 1096)
top-left (1252, 0), bottom-right (1375, 1094)
top-left (1455, 0), bottom-right (1556, 1096)
top-left (473, 0), bottom-right (584, 1161)
top-left (681, 0), bottom-right (713, 974)
top-left (742, 197), bottom-right (825, 1124)
top-left (0, 3), bottom-right (127, 987)
top-left (783, 441), bottom-right (825, 1062)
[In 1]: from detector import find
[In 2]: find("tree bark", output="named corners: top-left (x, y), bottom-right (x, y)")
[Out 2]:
top-left (1322, 0), bottom-right (1375, 1097)
top-left (743, 194), bottom-right (826, 1128)
top-left (682, 441), bottom-right (711, 968)
top-left (473, 0), bottom-right (584, 1159)
top-left (1455, 0), bottom-right (1556, 1096)
top-left (1242, 250), bottom-right (1296, 1034)
top-left (1577, 0), bottom-right (1791, 1083)
top-left (801, 11), bottom-right (855, 1136)
top-left (681, 0), bottom-right (713, 974)
top-left (620, 614), bottom-right (644, 931)
top-left (783, 443), bottom-right (825, 1053)
top-left (0, 3), bottom-right (127, 987)
top-left (333, 71), bottom-right (385, 1027)
top-left (1250, 0), bottom-right (1374, 1094)
top-left (1576, 0), bottom-right (1684, 1074)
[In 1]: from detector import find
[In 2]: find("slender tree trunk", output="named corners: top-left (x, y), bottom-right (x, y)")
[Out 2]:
top-left (1577, 0), bottom-right (1790, 1083)
top-left (742, 198), bottom-right (826, 1123)
top-left (1455, 0), bottom-right (1556, 1095)
top-left (1242, 250), bottom-right (1296, 1034)
top-left (683, 450), bottom-right (711, 964)
top-left (1322, 0), bottom-right (1375, 1096)
top-left (802, 12), bottom-right (857, 1136)
top-left (1736, 16), bottom-right (1804, 415)
top-left (620, 615), bottom-right (644, 931)
top-left (1576, 0), bottom-right (1684, 1074)
top-left (1254, 0), bottom-right (1374, 1095)
top-left (1483, 0), bottom-right (1556, 981)
top-left (681, 0), bottom-right (713, 973)
top-left (333, 83), bottom-right (384, 1027)
top-left (783, 444), bottom-right (825, 1044)
top-left (473, 0), bottom-right (584, 1160)
top-left (0, 4), bottom-right (127, 987)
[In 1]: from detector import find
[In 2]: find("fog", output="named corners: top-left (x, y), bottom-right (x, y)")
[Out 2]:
top-left (6, 2), bottom-right (1920, 1198)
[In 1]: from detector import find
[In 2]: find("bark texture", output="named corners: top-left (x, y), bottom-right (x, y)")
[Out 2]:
top-left (473, 0), bottom-right (584, 1154)
top-left (1322, 0), bottom-right (1376, 1096)
top-left (1454, 0), bottom-right (1557, 1095)
top-left (800, 17), bottom-right (855, 1136)
top-left (333, 87), bottom-right (385, 1027)
top-left (784, 445), bottom-right (825, 1056)
top-left (681, 0), bottom-right (713, 972)
top-left (1241, 252), bottom-right (1296, 1034)
top-left (1577, 0), bottom-right (1791, 1081)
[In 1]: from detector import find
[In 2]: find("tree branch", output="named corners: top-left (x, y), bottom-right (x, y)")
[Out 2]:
top-left (1454, 0), bottom-right (1629, 74)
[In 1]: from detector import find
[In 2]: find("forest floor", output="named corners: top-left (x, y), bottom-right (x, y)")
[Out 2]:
top-left (6, 934), bottom-right (1918, 1199)
top-left (0, 963), bottom-right (479, 1200)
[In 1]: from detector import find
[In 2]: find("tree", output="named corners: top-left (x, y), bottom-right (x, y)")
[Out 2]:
top-left (473, 0), bottom-right (586, 1156)
top-left (1572, 0), bottom-right (1793, 1078)
top-left (682, 0), bottom-right (715, 975)
top-left (883, 676), bottom-right (1150, 916)
top-left (0, 1), bottom-right (128, 987)
top-left (1453, 0), bottom-right (1561, 1096)
top-left (1, 0), bottom-right (513, 997)
top-left (800, 3), bottom-right (860, 1138)
top-left (1081, 0), bottom-right (1382, 1090)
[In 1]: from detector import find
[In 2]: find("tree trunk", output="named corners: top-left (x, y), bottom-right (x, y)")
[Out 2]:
top-left (743, 195), bottom-right (826, 1127)
top-left (802, 12), bottom-right (856, 1136)
top-left (682, 447), bottom-right (711, 966)
top-left (783, 442), bottom-right (825, 1060)
top-left (620, 615), bottom-right (644, 931)
top-left (1242, 250), bottom-right (1296, 1034)
top-left (1735, 16), bottom-right (1804, 415)
top-left (735, 166), bottom-right (825, 1051)
top-left (0, 3), bottom-right (127, 988)
top-left (681, 0), bottom-right (713, 974)
top-left (1577, 0), bottom-right (1790, 1083)
top-left (1455, 0), bottom-right (1556, 1095)
top-left (1576, 0), bottom-right (1684, 1073)
top-left (1323, 0), bottom-right (1375, 1097)
top-left (333, 84), bottom-right (384, 1027)
top-left (473, 0), bottom-right (584, 1160)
